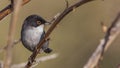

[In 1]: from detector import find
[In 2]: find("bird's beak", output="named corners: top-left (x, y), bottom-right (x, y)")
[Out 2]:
top-left (45, 22), bottom-right (51, 25)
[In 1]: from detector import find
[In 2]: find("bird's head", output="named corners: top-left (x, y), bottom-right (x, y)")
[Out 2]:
top-left (24, 15), bottom-right (49, 27)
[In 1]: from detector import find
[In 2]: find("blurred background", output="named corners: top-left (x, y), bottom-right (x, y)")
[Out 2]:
top-left (0, 0), bottom-right (120, 68)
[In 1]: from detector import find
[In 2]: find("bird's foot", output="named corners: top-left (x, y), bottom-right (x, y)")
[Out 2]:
top-left (44, 48), bottom-right (52, 53)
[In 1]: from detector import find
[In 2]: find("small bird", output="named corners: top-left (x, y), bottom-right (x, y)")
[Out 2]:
top-left (21, 14), bottom-right (52, 53)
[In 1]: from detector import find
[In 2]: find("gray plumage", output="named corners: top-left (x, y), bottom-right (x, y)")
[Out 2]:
top-left (21, 15), bottom-right (52, 53)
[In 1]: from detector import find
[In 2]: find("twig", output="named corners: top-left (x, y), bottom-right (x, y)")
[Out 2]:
top-left (0, 39), bottom-right (21, 53)
top-left (10, 0), bottom-right (14, 7)
top-left (49, 13), bottom-right (61, 23)
top-left (65, 0), bottom-right (69, 9)
top-left (3, 0), bottom-right (22, 68)
top-left (0, 60), bottom-right (3, 68)
top-left (101, 22), bottom-right (107, 33)
top-left (25, 0), bottom-right (94, 68)
top-left (0, 0), bottom-right (31, 21)
top-left (117, 64), bottom-right (120, 68)
top-left (0, 53), bottom-right (58, 68)
top-left (12, 39), bottom-right (21, 46)
top-left (83, 12), bottom-right (120, 68)
top-left (11, 53), bottom-right (58, 68)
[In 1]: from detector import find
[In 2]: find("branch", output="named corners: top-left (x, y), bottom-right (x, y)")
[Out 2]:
top-left (11, 53), bottom-right (58, 68)
top-left (3, 0), bottom-right (22, 68)
top-left (65, 0), bottom-right (69, 9)
top-left (0, 53), bottom-right (58, 68)
top-left (83, 12), bottom-right (120, 68)
top-left (12, 39), bottom-right (21, 45)
top-left (0, 39), bottom-right (21, 53)
top-left (0, 0), bottom-right (31, 21)
top-left (0, 60), bottom-right (3, 68)
top-left (101, 22), bottom-right (107, 33)
top-left (25, 0), bottom-right (94, 68)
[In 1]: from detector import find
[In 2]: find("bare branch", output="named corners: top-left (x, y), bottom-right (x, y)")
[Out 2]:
top-left (25, 0), bottom-right (94, 68)
top-left (0, 39), bottom-right (21, 53)
top-left (0, 60), bottom-right (3, 68)
top-left (11, 53), bottom-right (58, 68)
top-left (83, 12), bottom-right (120, 68)
top-left (0, 53), bottom-right (58, 68)
top-left (10, 0), bottom-right (14, 7)
top-left (3, 0), bottom-right (22, 68)
top-left (101, 22), bottom-right (107, 33)
top-left (65, 0), bottom-right (69, 9)
top-left (0, 0), bottom-right (31, 21)
top-left (12, 39), bottom-right (21, 46)
top-left (49, 13), bottom-right (61, 23)
top-left (117, 64), bottom-right (120, 68)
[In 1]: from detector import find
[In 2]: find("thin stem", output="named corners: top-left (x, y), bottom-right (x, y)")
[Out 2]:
top-left (83, 12), bottom-right (120, 68)
top-left (3, 0), bottom-right (22, 68)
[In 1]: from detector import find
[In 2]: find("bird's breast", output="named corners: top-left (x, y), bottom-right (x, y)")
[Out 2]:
top-left (22, 25), bottom-right (44, 51)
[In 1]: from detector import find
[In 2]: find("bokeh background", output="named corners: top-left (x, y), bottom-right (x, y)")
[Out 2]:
top-left (0, 0), bottom-right (120, 68)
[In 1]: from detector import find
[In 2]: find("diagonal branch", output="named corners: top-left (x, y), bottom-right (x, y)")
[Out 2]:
top-left (83, 12), bottom-right (120, 68)
top-left (25, 0), bottom-right (94, 68)
top-left (0, 0), bottom-right (31, 21)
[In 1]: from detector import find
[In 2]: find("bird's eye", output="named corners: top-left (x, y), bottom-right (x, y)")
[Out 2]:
top-left (36, 21), bottom-right (41, 25)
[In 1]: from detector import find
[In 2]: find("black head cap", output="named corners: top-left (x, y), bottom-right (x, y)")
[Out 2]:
top-left (24, 14), bottom-right (48, 27)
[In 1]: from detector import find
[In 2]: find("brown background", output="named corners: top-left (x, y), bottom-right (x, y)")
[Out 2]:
top-left (0, 0), bottom-right (120, 68)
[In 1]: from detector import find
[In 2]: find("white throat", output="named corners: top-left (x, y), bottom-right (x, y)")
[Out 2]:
top-left (33, 24), bottom-right (44, 32)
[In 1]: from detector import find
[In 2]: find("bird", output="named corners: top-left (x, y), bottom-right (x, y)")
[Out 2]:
top-left (21, 14), bottom-right (52, 53)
